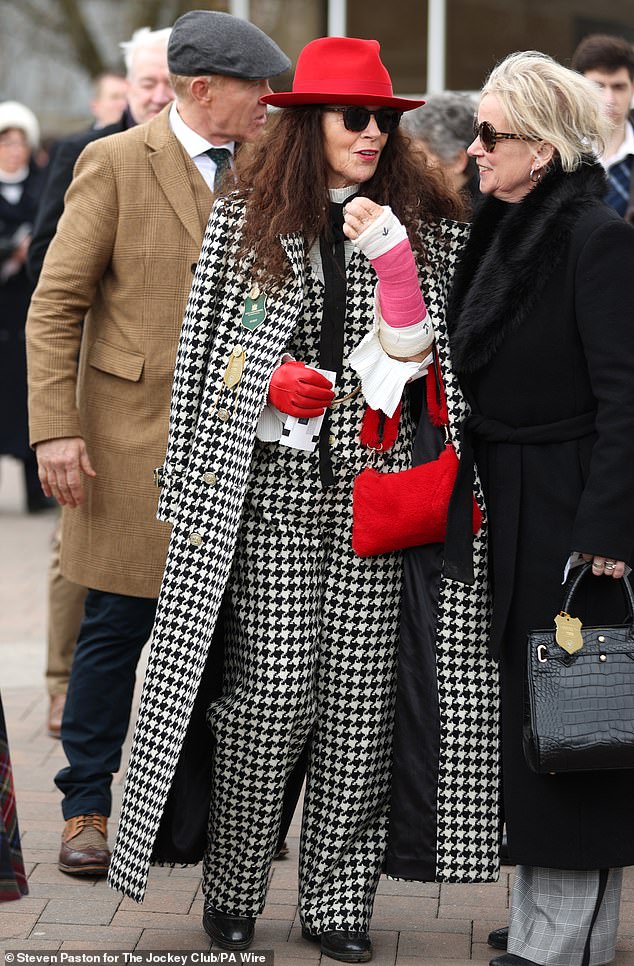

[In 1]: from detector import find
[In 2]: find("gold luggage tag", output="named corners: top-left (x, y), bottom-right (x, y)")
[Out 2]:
top-left (554, 611), bottom-right (584, 655)
top-left (211, 345), bottom-right (245, 422)
top-left (241, 283), bottom-right (267, 331)
top-left (223, 345), bottom-right (245, 388)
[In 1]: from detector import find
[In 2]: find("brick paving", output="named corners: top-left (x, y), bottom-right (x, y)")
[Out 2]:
top-left (2, 453), bottom-right (634, 964)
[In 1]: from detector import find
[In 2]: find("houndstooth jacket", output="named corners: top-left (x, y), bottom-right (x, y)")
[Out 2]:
top-left (107, 196), bottom-right (498, 901)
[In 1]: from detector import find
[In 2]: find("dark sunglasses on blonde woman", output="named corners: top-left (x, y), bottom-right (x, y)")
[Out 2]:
top-left (323, 106), bottom-right (403, 134)
top-left (473, 118), bottom-right (528, 152)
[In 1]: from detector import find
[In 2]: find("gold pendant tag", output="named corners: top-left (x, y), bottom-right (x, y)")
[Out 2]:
top-left (210, 345), bottom-right (245, 424)
top-left (554, 611), bottom-right (583, 655)
top-left (223, 345), bottom-right (245, 388)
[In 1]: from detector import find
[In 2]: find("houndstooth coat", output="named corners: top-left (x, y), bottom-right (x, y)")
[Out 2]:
top-left (108, 196), bottom-right (499, 901)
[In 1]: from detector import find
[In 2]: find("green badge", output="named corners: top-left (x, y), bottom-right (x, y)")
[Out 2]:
top-left (241, 283), bottom-right (267, 331)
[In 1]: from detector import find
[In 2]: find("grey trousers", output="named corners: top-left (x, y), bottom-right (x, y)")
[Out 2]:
top-left (508, 865), bottom-right (622, 966)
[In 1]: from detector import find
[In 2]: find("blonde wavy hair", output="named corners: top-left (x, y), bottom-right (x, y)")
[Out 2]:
top-left (482, 50), bottom-right (612, 171)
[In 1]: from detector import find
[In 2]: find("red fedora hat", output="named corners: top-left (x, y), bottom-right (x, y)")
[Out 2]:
top-left (261, 37), bottom-right (424, 111)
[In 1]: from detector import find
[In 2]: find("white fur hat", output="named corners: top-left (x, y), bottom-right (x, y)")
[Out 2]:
top-left (0, 101), bottom-right (39, 150)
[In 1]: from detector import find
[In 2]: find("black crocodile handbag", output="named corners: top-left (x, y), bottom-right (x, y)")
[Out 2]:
top-left (523, 562), bottom-right (634, 774)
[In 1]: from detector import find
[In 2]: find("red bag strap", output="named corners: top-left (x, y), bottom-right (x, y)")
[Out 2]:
top-left (360, 404), bottom-right (401, 452)
top-left (359, 350), bottom-right (447, 450)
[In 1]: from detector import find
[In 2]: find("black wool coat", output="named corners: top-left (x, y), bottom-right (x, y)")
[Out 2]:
top-left (449, 161), bottom-right (634, 870)
top-left (0, 161), bottom-right (45, 457)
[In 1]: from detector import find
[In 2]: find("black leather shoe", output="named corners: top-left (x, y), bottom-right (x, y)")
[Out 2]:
top-left (488, 926), bottom-right (509, 950)
top-left (317, 930), bottom-right (373, 963)
top-left (202, 906), bottom-right (255, 950)
top-left (490, 954), bottom-right (539, 966)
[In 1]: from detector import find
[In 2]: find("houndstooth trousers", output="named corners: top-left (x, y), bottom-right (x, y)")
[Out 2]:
top-left (200, 259), bottom-right (411, 932)
top-left (201, 449), bottom-right (403, 931)
top-left (508, 865), bottom-right (622, 965)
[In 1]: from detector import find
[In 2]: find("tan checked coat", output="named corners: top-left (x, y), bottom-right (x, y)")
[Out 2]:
top-left (26, 106), bottom-right (213, 597)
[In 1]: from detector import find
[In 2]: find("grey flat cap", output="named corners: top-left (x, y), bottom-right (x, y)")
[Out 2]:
top-left (168, 10), bottom-right (290, 79)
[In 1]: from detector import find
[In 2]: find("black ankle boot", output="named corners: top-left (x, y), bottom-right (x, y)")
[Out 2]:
top-left (301, 928), bottom-right (372, 963)
top-left (490, 954), bottom-right (539, 966)
top-left (202, 905), bottom-right (255, 950)
top-left (488, 926), bottom-right (509, 949)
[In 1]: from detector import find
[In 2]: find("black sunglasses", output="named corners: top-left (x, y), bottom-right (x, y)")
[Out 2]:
top-left (323, 106), bottom-right (403, 134)
top-left (473, 118), bottom-right (528, 152)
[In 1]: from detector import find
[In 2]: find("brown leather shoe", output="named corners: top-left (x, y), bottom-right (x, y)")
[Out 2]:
top-left (59, 814), bottom-right (110, 876)
top-left (47, 693), bottom-right (66, 739)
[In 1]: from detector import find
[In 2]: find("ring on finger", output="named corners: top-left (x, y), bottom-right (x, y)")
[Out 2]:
top-left (592, 560), bottom-right (604, 568)
top-left (605, 562), bottom-right (616, 571)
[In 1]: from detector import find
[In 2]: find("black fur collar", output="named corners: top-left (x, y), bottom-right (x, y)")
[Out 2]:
top-left (449, 160), bottom-right (608, 373)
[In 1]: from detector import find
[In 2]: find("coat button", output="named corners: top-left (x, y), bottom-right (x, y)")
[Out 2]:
top-left (217, 408), bottom-right (231, 422)
top-left (232, 345), bottom-right (244, 357)
top-left (191, 262), bottom-right (197, 273)
top-left (202, 472), bottom-right (217, 485)
top-left (189, 532), bottom-right (203, 547)
top-left (329, 434), bottom-right (336, 446)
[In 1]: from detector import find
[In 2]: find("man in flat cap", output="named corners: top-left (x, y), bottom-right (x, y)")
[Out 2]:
top-left (26, 10), bottom-right (290, 879)
top-left (29, 25), bottom-right (173, 747)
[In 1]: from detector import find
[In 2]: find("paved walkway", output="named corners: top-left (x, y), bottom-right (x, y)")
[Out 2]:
top-left (2, 455), bottom-right (634, 965)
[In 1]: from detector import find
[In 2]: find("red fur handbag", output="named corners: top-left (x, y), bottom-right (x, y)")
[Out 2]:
top-left (352, 361), bottom-right (482, 557)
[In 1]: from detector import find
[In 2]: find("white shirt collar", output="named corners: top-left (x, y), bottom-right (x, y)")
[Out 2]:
top-left (168, 102), bottom-right (234, 160)
top-left (602, 119), bottom-right (634, 169)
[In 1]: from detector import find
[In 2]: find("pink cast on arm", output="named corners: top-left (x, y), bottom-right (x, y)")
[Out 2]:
top-left (371, 238), bottom-right (427, 328)
top-left (351, 206), bottom-right (434, 357)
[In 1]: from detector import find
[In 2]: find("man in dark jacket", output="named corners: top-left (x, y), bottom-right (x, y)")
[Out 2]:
top-left (571, 34), bottom-right (634, 222)
top-left (28, 26), bottom-right (173, 283)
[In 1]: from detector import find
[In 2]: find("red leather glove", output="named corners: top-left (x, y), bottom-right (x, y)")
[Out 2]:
top-left (268, 361), bottom-right (335, 418)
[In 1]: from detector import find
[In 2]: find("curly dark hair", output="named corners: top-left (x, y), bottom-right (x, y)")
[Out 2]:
top-left (230, 107), bottom-right (466, 284)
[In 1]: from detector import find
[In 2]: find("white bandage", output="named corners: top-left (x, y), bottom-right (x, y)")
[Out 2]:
top-left (350, 206), bottom-right (407, 258)
top-left (378, 307), bottom-right (434, 356)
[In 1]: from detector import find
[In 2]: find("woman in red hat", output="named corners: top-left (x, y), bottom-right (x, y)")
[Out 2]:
top-left (109, 36), bottom-right (498, 962)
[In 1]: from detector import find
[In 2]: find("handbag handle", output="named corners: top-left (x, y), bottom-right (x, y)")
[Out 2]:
top-left (562, 561), bottom-right (634, 620)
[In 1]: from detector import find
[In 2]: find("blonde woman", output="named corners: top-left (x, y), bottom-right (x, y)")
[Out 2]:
top-left (449, 51), bottom-right (634, 966)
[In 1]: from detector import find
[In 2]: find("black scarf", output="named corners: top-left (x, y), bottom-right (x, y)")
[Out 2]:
top-left (318, 196), bottom-right (356, 486)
